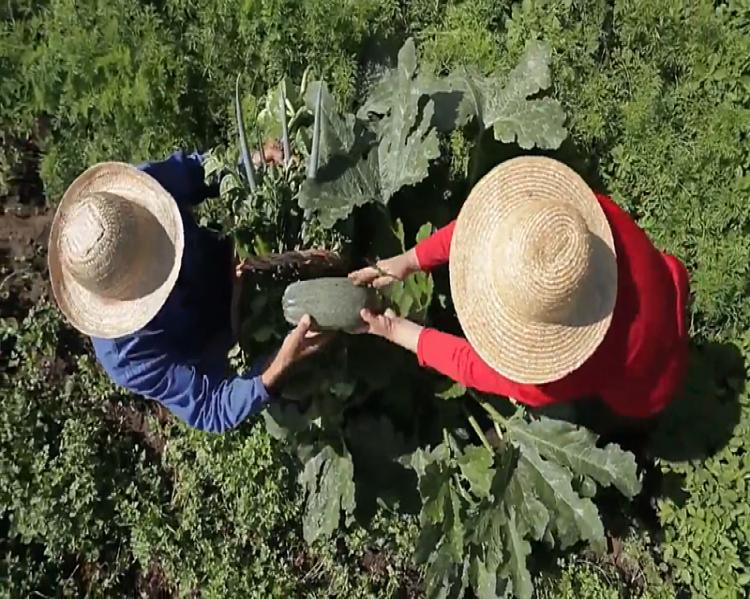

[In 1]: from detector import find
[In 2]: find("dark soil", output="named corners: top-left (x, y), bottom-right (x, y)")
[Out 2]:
top-left (104, 399), bottom-right (171, 457)
top-left (0, 206), bottom-right (51, 318)
top-left (0, 137), bottom-right (48, 317)
top-left (136, 561), bottom-right (174, 599)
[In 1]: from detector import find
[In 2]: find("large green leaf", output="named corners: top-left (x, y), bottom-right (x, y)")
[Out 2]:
top-left (262, 402), bottom-right (311, 441)
top-left (299, 444), bottom-right (356, 544)
top-left (513, 447), bottom-right (605, 551)
top-left (445, 485), bottom-right (466, 562)
top-left (504, 470), bottom-right (549, 541)
top-left (297, 79), bottom-right (380, 226)
top-left (359, 37), bottom-right (418, 119)
top-left (299, 39), bottom-right (567, 227)
top-left (304, 81), bottom-right (357, 166)
top-left (507, 416), bottom-right (641, 497)
top-left (452, 41), bottom-right (567, 149)
top-left (360, 38), bottom-right (441, 200)
top-left (298, 149), bottom-right (380, 228)
top-left (375, 40), bottom-right (441, 199)
top-left (424, 542), bottom-right (465, 599)
top-left (299, 40), bottom-right (440, 227)
top-left (420, 461), bottom-right (452, 525)
top-left (472, 554), bottom-right (499, 599)
top-left (470, 506), bottom-right (506, 599)
top-left (502, 507), bottom-right (533, 599)
top-left (457, 445), bottom-right (494, 500)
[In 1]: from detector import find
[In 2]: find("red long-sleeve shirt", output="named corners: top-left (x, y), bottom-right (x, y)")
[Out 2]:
top-left (414, 194), bottom-right (690, 418)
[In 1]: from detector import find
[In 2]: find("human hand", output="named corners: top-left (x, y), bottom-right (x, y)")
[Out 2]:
top-left (348, 248), bottom-right (420, 289)
top-left (252, 139), bottom-right (285, 167)
top-left (357, 308), bottom-right (422, 353)
top-left (261, 315), bottom-right (333, 391)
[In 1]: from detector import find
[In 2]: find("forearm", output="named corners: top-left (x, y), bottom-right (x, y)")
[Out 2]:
top-left (141, 360), bottom-right (273, 433)
top-left (387, 317), bottom-right (423, 353)
top-left (416, 328), bottom-right (521, 397)
top-left (261, 357), bottom-right (284, 393)
top-left (413, 221), bottom-right (456, 271)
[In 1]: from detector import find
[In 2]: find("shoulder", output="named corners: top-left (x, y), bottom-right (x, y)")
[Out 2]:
top-left (594, 193), bottom-right (653, 255)
top-left (594, 193), bottom-right (629, 221)
top-left (137, 151), bottom-right (205, 206)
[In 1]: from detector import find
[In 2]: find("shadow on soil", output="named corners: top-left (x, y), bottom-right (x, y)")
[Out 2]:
top-left (648, 340), bottom-right (744, 463)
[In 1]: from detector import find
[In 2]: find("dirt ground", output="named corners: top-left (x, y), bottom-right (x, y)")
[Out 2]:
top-left (0, 208), bottom-right (50, 312)
top-left (0, 141), bottom-right (49, 319)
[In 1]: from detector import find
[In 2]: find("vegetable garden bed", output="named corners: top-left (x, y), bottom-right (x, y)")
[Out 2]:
top-left (2, 0), bottom-right (750, 596)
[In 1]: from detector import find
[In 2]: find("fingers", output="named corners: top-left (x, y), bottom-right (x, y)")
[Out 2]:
top-left (361, 308), bottom-right (395, 320)
top-left (359, 309), bottom-right (395, 339)
top-left (348, 266), bottom-right (379, 286)
top-left (300, 332), bottom-right (335, 357)
top-left (349, 266), bottom-right (394, 285)
top-left (360, 308), bottom-right (380, 326)
top-left (287, 315), bottom-right (312, 347)
top-left (371, 275), bottom-right (395, 289)
top-left (264, 146), bottom-right (284, 166)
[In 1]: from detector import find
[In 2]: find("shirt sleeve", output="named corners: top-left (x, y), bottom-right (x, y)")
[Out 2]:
top-left (93, 337), bottom-right (272, 433)
top-left (138, 150), bottom-right (219, 208)
top-left (414, 221), bottom-right (456, 271)
top-left (417, 327), bottom-right (532, 400)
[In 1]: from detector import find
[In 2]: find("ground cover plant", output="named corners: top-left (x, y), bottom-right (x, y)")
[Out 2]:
top-left (2, 0), bottom-right (750, 597)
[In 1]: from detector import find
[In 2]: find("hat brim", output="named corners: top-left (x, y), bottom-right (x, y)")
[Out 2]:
top-left (48, 163), bottom-right (184, 339)
top-left (449, 156), bottom-right (617, 384)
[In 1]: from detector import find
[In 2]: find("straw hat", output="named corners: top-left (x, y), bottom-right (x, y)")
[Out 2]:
top-left (449, 156), bottom-right (617, 384)
top-left (48, 163), bottom-right (184, 339)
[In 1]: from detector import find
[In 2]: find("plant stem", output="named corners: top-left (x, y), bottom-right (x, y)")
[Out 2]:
top-left (279, 82), bottom-right (291, 170)
top-left (307, 81), bottom-right (323, 179)
top-left (477, 398), bottom-right (508, 426)
top-left (442, 427), bottom-right (451, 450)
top-left (235, 73), bottom-right (257, 193)
top-left (465, 411), bottom-right (494, 455)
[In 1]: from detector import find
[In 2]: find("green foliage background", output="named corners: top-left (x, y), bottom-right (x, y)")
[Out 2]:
top-left (2, 0), bottom-right (750, 596)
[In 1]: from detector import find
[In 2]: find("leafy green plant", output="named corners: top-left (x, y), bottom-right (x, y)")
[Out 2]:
top-left (404, 403), bottom-right (640, 599)
top-left (383, 220), bottom-right (435, 322)
top-left (202, 38), bottom-right (641, 599)
top-left (298, 38), bottom-right (566, 227)
top-left (8, 1), bottom-right (750, 595)
top-left (535, 528), bottom-right (677, 599)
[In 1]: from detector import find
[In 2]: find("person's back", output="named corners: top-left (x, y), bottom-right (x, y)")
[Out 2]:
top-left (349, 157), bottom-right (689, 421)
top-left (49, 151), bottom-right (328, 433)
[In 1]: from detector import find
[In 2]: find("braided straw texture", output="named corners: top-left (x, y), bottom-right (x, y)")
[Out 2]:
top-left (49, 163), bottom-right (184, 338)
top-left (449, 156), bottom-right (617, 384)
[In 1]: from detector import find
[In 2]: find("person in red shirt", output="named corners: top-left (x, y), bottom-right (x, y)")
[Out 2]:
top-left (349, 157), bottom-right (689, 420)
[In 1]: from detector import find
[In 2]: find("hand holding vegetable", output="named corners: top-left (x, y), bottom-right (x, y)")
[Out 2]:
top-left (348, 248), bottom-right (420, 289)
top-left (358, 308), bottom-right (423, 354)
top-left (261, 315), bottom-right (333, 391)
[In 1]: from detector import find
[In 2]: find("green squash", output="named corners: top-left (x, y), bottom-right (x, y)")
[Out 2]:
top-left (282, 277), bottom-right (383, 332)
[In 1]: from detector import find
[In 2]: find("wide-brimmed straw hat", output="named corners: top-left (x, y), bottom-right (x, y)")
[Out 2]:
top-left (48, 163), bottom-right (184, 339)
top-left (449, 156), bottom-right (617, 384)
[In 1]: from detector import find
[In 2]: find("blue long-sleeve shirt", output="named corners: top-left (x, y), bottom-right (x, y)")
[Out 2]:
top-left (92, 151), bottom-right (272, 433)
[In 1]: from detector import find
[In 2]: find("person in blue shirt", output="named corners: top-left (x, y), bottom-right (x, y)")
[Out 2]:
top-left (47, 150), bottom-right (326, 433)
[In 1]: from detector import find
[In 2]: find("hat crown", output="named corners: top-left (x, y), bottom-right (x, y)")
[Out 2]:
top-left (492, 200), bottom-right (593, 324)
top-left (60, 192), bottom-right (145, 298)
